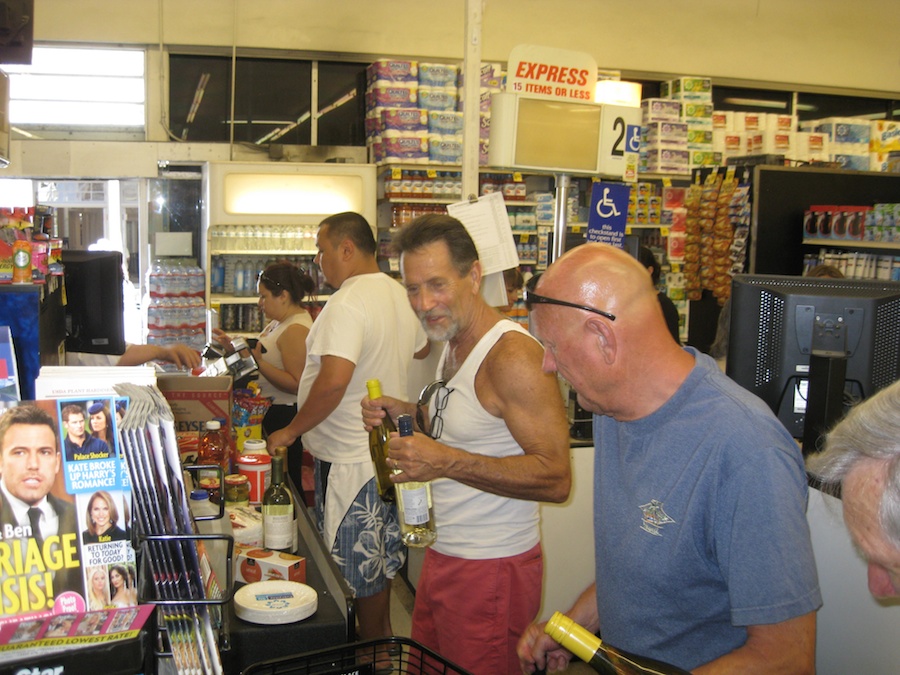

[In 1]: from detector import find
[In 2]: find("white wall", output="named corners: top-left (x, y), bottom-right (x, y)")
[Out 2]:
top-left (33, 0), bottom-right (900, 95)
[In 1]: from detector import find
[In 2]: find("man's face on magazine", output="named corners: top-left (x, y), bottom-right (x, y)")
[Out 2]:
top-left (65, 413), bottom-right (86, 441)
top-left (1, 423), bottom-right (61, 505)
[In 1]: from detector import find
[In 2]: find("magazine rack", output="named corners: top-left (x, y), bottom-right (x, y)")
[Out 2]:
top-left (136, 528), bottom-right (235, 661)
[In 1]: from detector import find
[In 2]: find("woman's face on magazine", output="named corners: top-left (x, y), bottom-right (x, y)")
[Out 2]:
top-left (90, 496), bottom-right (111, 530)
top-left (110, 569), bottom-right (124, 588)
top-left (92, 570), bottom-right (105, 590)
top-left (90, 412), bottom-right (106, 433)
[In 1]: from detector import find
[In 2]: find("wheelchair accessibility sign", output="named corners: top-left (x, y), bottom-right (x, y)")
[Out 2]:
top-left (587, 182), bottom-right (631, 248)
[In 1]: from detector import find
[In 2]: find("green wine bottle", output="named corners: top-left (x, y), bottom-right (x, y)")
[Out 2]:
top-left (262, 455), bottom-right (293, 553)
top-left (544, 611), bottom-right (690, 675)
top-left (366, 378), bottom-right (397, 503)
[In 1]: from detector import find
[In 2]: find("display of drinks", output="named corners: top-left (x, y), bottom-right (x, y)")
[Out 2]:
top-left (366, 379), bottom-right (397, 503)
top-left (543, 611), bottom-right (690, 675)
top-left (395, 414), bottom-right (437, 548)
top-left (198, 419), bottom-right (230, 482)
top-left (262, 455), bottom-right (294, 553)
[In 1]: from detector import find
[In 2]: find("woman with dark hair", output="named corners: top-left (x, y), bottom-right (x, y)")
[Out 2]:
top-left (82, 490), bottom-right (127, 544)
top-left (88, 402), bottom-right (113, 444)
top-left (109, 564), bottom-right (138, 607)
top-left (213, 261), bottom-right (316, 492)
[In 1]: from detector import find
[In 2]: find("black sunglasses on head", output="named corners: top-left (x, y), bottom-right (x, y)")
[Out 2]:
top-left (524, 273), bottom-right (616, 321)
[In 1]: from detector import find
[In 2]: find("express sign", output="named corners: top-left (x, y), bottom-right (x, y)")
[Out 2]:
top-left (507, 44), bottom-right (597, 102)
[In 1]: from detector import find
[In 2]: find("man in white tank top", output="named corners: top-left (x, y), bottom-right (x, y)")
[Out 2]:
top-left (362, 215), bottom-right (571, 675)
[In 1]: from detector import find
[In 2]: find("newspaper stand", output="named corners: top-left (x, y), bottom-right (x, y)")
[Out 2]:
top-left (137, 462), bottom-right (235, 667)
top-left (244, 636), bottom-right (473, 675)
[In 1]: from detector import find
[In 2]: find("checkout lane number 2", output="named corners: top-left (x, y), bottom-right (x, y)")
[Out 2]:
top-left (611, 117), bottom-right (641, 157)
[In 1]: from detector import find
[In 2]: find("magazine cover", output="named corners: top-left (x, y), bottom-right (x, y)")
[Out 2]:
top-left (0, 397), bottom-right (136, 627)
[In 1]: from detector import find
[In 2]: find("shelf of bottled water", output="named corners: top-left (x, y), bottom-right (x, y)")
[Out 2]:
top-left (146, 259), bottom-right (207, 352)
top-left (208, 224), bottom-right (318, 253)
top-left (209, 254), bottom-right (315, 297)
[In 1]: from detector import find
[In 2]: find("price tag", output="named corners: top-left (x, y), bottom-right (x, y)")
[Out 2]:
top-left (427, 169), bottom-right (437, 178)
top-left (660, 227), bottom-right (670, 237)
top-left (625, 225), bottom-right (632, 234)
top-left (662, 177), bottom-right (672, 188)
top-left (513, 172), bottom-right (523, 182)
top-left (392, 167), bottom-right (402, 180)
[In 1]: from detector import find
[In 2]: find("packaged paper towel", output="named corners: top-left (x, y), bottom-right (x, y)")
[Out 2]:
top-left (366, 81), bottom-right (418, 109)
top-left (367, 59), bottom-right (418, 84)
top-left (427, 110), bottom-right (464, 134)
top-left (419, 62), bottom-right (458, 87)
top-left (428, 134), bottom-right (464, 164)
top-left (419, 86), bottom-right (458, 111)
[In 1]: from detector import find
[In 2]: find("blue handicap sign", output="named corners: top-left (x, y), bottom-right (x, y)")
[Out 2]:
top-left (626, 124), bottom-right (641, 153)
top-left (587, 182), bottom-right (631, 248)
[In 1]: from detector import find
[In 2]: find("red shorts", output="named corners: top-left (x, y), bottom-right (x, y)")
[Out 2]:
top-left (411, 542), bottom-right (543, 675)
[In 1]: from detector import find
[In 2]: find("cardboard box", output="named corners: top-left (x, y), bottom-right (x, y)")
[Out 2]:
top-left (234, 543), bottom-right (307, 584)
top-left (157, 374), bottom-right (232, 462)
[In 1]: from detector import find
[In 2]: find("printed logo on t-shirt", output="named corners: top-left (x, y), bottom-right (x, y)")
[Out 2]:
top-left (639, 499), bottom-right (675, 536)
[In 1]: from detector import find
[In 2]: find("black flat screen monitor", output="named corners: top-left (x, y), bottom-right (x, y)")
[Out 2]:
top-left (726, 274), bottom-right (900, 447)
top-left (62, 250), bottom-right (126, 356)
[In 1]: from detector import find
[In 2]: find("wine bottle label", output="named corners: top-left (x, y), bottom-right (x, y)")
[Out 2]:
top-left (263, 511), bottom-right (293, 549)
top-left (400, 485), bottom-right (430, 525)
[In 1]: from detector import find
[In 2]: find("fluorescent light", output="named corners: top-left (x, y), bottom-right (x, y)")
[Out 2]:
top-left (723, 97), bottom-right (787, 109)
top-left (595, 80), bottom-right (642, 107)
top-left (224, 173), bottom-right (364, 215)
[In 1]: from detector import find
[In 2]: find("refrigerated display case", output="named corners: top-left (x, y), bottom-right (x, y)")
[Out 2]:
top-left (203, 161), bottom-right (377, 337)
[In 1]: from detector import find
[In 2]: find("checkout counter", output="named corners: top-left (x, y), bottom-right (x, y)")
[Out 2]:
top-left (156, 480), bottom-right (353, 675)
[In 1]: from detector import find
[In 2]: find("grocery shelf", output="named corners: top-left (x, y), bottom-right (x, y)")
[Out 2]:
top-left (802, 238), bottom-right (900, 251)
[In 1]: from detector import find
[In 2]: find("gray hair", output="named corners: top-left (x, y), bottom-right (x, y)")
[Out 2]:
top-left (807, 378), bottom-right (900, 547)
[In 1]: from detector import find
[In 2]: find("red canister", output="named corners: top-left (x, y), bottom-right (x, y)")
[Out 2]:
top-left (236, 453), bottom-right (272, 504)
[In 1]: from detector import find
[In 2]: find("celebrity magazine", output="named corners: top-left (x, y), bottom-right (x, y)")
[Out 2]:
top-left (0, 397), bottom-right (137, 627)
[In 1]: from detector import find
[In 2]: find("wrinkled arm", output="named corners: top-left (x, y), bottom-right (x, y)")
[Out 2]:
top-left (391, 333), bottom-right (571, 503)
top-left (693, 612), bottom-right (816, 675)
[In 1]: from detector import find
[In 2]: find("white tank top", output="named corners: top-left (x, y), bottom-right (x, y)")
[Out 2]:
top-left (431, 320), bottom-right (540, 559)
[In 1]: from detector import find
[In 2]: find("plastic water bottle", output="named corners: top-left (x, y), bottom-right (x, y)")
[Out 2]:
top-left (234, 260), bottom-right (246, 298)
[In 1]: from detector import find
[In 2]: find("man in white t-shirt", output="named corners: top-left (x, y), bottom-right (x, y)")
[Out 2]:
top-left (267, 212), bottom-right (428, 662)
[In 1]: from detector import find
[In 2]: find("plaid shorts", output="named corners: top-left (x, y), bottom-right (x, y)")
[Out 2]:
top-left (314, 457), bottom-right (405, 598)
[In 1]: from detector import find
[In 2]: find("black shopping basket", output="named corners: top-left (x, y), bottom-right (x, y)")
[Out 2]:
top-left (243, 636), bottom-right (472, 675)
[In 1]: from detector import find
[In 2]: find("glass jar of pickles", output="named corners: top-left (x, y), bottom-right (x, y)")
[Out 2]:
top-left (224, 473), bottom-right (250, 507)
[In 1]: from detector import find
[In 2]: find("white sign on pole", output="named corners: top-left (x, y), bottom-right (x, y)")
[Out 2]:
top-left (598, 103), bottom-right (643, 180)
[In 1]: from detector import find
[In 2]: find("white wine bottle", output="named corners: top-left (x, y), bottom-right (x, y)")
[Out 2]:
top-left (544, 611), bottom-right (690, 675)
top-left (262, 455), bottom-right (293, 553)
top-left (366, 378), bottom-right (397, 503)
top-left (395, 414), bottom-right (437, 548)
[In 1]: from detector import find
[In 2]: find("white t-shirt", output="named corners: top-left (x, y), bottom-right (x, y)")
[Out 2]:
top-left (299, 273), bottom-right (427, 464)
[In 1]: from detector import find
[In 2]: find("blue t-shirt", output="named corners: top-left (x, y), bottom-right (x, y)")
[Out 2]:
top-left (593, 348), bottom-right (822, 670)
